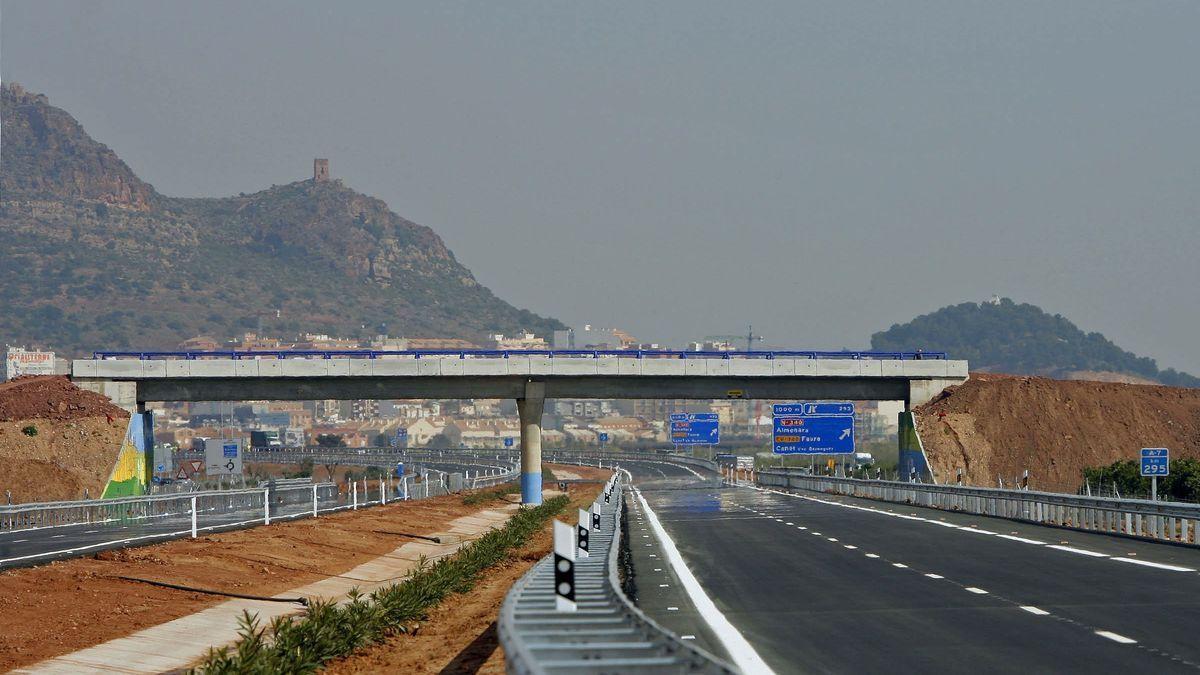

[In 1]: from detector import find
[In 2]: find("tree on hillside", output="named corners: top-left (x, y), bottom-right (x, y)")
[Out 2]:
top-left (871, 298), bottom-right (1199, 386)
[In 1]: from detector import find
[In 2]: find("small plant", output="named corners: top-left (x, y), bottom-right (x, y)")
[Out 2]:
top-left (21, 425), bottom-right (37, 437)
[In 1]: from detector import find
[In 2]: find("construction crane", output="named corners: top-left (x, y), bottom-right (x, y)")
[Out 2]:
top-left (703, 325), bottom-right (764, 353)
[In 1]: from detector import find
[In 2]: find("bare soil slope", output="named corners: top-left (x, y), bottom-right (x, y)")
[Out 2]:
top-left (916, 373), bottom-right (1200, 492)
top-left (0, 376), bottom-right (129, 502)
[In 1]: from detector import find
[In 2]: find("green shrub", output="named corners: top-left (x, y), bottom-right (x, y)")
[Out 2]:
top-left (21, 425), bottom-right (37, 437)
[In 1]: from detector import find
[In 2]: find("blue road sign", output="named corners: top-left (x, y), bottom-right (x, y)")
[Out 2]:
top-left (773, 414), bottom-right (855, 455)
top-left (395, 462), bottom-right (405, 478)
top-left (669, 413), bottom-right (720, 445)
top-left (223, 442), bottom-right (238, 458)
top-left (773, 402), bottom-right (855, 416)
top-left (599, 432), bottom-right (609, 443)
top-left (1140, 448), bottom-right (1169, 477)
top-left (504, 436), bottom-right (514, 448)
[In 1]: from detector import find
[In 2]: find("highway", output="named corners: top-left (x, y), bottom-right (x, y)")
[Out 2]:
top-left (621, 460), bottom-right (1200, 674)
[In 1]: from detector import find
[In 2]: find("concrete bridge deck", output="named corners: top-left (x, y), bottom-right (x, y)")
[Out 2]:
top-left (72, 352), bottom-right (967, 406)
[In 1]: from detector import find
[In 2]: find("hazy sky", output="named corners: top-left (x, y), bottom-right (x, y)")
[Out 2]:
top-left (3, 1), bottom-right (1198, 372)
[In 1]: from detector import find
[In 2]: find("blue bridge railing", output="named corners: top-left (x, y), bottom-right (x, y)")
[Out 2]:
top-left (91, 349), bottom-right (947, 361)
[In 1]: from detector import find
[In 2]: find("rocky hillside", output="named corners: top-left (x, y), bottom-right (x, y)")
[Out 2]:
top-left (915, 374), bottom-right (1200, 492)
top-left (0, 83), bottom-right (562, 354)
top-left (872, 298), bottom-right (1199, 387)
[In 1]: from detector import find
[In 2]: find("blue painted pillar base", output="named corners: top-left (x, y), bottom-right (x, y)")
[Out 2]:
top-left (521, 472), bottom-right (542, 505)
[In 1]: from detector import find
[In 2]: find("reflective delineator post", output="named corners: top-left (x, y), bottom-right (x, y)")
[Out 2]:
top-left (353, 481), bottom-right (358, 510)
top-left (577, 508), bottom-right (590, 558)
top-left (263, 488), bottom-right (270, 525)
top-left (591, 502), bottom-right (601, 531)
top-left (191, 495), bottom-right (197, 538)
top-left (312, 484), bottom-right (318, 517)
top-left (553, 520), bottom-right (577, 612)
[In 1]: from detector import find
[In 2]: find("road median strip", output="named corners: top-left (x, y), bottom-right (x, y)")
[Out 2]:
top-left (195, 495), bottom-right (570, 673)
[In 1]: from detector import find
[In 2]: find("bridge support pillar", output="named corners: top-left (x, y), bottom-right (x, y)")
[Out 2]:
top-left (517, 381), bottom-right (545, 505)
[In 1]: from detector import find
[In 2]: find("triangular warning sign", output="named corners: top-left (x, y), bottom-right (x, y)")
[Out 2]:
top-left (190, 460), bottom-right (203, 473)
top-left (176, 466), bottom-right (190, 480)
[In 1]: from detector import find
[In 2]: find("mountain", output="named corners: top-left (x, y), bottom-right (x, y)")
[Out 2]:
top-left (871, 298), bottom-right (1199, 387)
top-left (0, 83), bottom-right (563, 354)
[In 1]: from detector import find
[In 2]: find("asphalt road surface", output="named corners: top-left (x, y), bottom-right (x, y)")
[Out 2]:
top-left (621, 460), bottom-right (1200, 674)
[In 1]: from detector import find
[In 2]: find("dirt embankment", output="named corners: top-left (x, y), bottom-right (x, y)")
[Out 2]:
top-left (0, 376), bottom-right (129, 502)
top-left (916, 373), bottom-right (1200, 492)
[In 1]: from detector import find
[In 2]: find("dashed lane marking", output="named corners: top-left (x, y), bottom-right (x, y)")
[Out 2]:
top-left (965, 587), bottom-right (988, 594)
top-left (1021, 606), bottom-right (1050, 616)
top-left (1095, 631), bottom-right (1138, 645)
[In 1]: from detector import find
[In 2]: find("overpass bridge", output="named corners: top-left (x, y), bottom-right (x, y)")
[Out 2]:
top-left (71, 349), bottom-right (967, 505)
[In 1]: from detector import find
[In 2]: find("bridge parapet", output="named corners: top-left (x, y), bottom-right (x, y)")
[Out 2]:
top-left (73, 355), bottom-right (967, 379)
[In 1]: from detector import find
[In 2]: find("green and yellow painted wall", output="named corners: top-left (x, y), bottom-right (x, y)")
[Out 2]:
top-left (101, 412), bottom-right (153, 497)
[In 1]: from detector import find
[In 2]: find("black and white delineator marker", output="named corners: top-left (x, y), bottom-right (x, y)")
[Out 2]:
top-left (553, 520), bottom-right (577, 612)
top-left (576, 508), bottom-right (590, 558)
top-left (591, 502), bottom-right (601, 530)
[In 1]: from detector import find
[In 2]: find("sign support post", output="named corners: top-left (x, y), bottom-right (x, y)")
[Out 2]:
top-left (1140, 448), bottom-right (1169, 502)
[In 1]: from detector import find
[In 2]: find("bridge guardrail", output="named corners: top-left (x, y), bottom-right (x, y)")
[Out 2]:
top-left (499, 475), bottom-right (734, 674)
top-left (758, 469), bottom-right (1200, 546)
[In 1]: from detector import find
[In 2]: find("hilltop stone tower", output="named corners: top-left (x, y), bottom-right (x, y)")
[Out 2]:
top-left (314, 158), bottom-right (330, 182)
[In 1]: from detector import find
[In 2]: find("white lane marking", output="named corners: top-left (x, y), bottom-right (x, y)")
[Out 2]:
top-left (1095, 630), bottom-right (1137, 644)
top-left (51, 535), bottom-right (65, 539)
top-left (865, 553), bottom-right (880, 558)
top-left (965, 587), bottom-right (988, 594)
top-left (659, 584), bottom-right (670, 587)
top-left (827, 537), bottom-right (839, 542)
top-left (924, 573), bottom-right (944, 579)
top-left (681, 634), bottom-right (696, 640)
top-left (785, 522), bottom-right (794, 525)
top-left (1047, 545), bottom-right (1108, 558)
top-left (798, 526), bottom-right (807, 530)
top-left (892, 563), bottom-right (908, 569)
top-left (963, 528), bottom-right (998, 535)
top-left (12, 539), bottom-right (27, 543)
top-left (84, 530), bottom-right (100, 534)
top-left (997, 534), bottom-right (1046, 545)
top-left (1021, 606), bottom-right (1050, 616)
top-left (632, 487), bottom-right (776, 675)
top-left (668, 606), bottom-right (680, 611)
top-left (844, 545), bottom-right (857, 550)
top-left (1110, 558), bottom-right (1196, 572)
top-left (812, 532), bottom-right (822, 536)
top-left (654, 568), bottom-right (662, 572)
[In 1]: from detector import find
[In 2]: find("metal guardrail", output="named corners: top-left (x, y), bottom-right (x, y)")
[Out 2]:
top-left (758, 469), bottom-right (1200, 545)
top-left (93, 349), bottom-right (948, 361)
top-left (500, 476), bottom-right (734, 674)
top-left (0, 482), bottom-right (337, 534)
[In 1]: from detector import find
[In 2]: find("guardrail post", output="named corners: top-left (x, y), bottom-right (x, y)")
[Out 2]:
top-left (191, 496), bottom-right (198, 538)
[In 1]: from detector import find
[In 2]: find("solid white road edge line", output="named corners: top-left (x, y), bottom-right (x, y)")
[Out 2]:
top-left (632, 487), bottom-right (776, 675)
